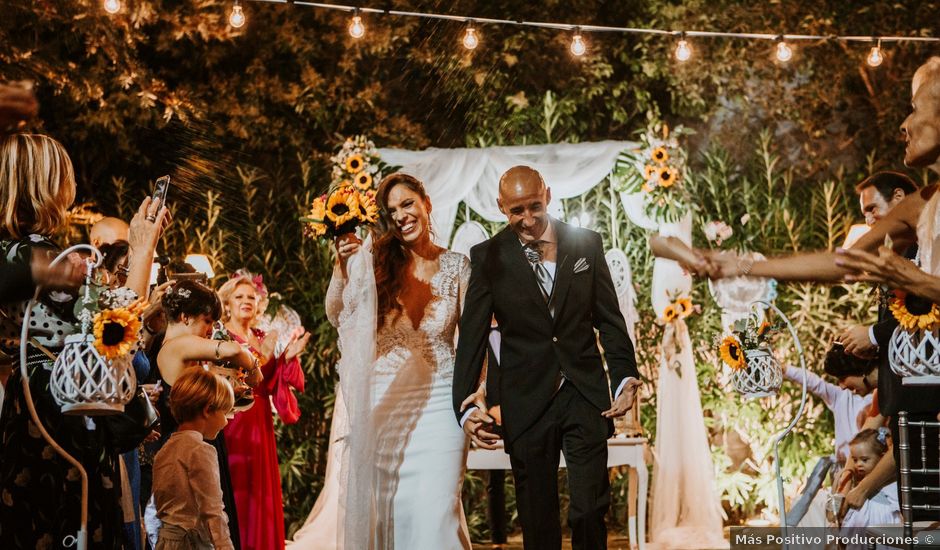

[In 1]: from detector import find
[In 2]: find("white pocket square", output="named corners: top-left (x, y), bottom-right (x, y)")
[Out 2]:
top-left (573, 258), bottom-right (590, 273)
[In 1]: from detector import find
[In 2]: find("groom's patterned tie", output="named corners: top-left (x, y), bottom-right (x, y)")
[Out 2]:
top-left (524, 241), bottom-right (554, 304)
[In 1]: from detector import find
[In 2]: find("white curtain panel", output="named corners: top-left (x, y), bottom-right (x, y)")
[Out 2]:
top-left (378, 140), bottom-right (636, 245)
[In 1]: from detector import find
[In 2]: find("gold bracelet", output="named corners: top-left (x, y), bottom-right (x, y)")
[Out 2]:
top-left (215, 341), bottom-right (223, 360)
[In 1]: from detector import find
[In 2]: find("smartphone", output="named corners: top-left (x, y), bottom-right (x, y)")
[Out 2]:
top-left (152, 175), bottom-right (171, 206)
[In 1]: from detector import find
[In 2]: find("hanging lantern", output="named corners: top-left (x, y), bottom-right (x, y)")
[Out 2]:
top-left (732, 348), bottom-right (783, 399)
top-left (49, 253), bottom-right (136, 415)
top-left (888, 327), bottom-right (940, 382)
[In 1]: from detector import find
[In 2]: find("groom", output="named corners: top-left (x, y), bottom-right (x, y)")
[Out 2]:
top-left (454, 165), bottom-right (641, 550)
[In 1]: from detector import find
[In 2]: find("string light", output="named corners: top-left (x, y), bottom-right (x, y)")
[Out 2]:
top-left (674, 33), bottom-right (692, 62)
top-left (570, 28), bottom-right (586, 57)
top-left (348, 9), bottom-right (365, 39)
top-left (103, 0), bottom-right (120, 14)
top-left (229, 1), bottom-right (246, 29)
top-left (775, 37), bottom-right (793, 62)
top-left (867, 39), bottom-right (884, 67)
top-left (462, 22), bottom-right (479, 50)
top-left (224, 2), bottom-right (940, 66)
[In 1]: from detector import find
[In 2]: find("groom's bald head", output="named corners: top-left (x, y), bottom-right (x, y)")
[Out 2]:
top-left (498, 166), bottom-right (552, 243)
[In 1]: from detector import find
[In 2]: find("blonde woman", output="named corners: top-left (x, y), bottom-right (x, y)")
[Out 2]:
top-left (218, 270), bottom-right (308, 550)
top-left (0, 134), bottom-right (167, 549)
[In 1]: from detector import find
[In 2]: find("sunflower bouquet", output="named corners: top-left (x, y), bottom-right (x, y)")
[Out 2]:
top-left (613, 121), bottom-right (692, 223)
top-left (661, 296), bottom-right (695, 324)
top-left (301, 135), bottom-right (386, 240)
top-left (74, 284), bottom-right (147, 361)
top-left (718, 316), bottom-right (778, 371)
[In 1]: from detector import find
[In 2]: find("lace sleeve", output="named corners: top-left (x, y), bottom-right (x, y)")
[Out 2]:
top-left (457, 253), bottom-right (471, 316)
top-left (326, 265), bottom-right (346, 328)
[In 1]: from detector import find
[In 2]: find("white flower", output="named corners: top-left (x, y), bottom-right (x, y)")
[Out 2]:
top-left (703, 220), bottom-right (734, 246)
top-left (740, 213), bottom-right (751, 226)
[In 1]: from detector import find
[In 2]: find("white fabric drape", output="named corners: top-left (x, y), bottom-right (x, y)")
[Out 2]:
top-left (378, 140), bottom-right (636, 245)
top-left (650, 213), bottom-right (728, 548)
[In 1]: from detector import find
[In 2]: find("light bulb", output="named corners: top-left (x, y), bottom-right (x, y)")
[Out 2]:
top-left (103, 0), bottom-right (120, 14)
top-left (348, 15), bottom-right (365, 39)
top-left (867, 43), bottom-right (883, 67)
top-left (570, 32), bottom-right (586, 57)
top-left (775, 40), bottom-right (793, 62)
top-left (674, 39), bottom-right (692, 62)
top-left (462, 26), bottom-right (479, 50)
top-left (229, 3), bottom-right (246, 28)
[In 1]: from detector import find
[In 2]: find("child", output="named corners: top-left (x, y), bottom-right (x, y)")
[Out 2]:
top-left (152, 367), bottom-right (235, 550)
top-left (840, 428), bottom-right (901, 547)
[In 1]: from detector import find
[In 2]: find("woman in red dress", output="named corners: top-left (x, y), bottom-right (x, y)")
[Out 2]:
top-left (219, 270), bottom-right (310, 550)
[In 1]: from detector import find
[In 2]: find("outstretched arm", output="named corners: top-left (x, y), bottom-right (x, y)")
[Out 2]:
top-left (693, 187), bottom-right (931, 281)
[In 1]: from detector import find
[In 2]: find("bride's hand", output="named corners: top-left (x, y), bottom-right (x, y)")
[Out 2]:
top-left (335, 233), bottom-right (362, 277)
top-left (460, 386), bottom-right (487, 413)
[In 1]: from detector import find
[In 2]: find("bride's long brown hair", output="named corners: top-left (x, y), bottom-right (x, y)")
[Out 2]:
top-left (373, 173), bottom-right (433, 326)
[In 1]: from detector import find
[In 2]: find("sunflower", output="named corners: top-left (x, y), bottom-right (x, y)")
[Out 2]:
top-left (644, 164), bottom-right (657, 180)
top-left (720, 336), bottom-right (746, 370)
top-left (345, 154), bottom-right (365, 173)
top-left (663, 304), bottom-right (679, 323)
top-left (658, 166), bottom-right (679, 188)
top-left (651, 147), bottom-right (669, 164)
top-left (93, 307), bottom-right (141, 360)
top-left (304, 221), bottom-right (328, 238)
top-left (676, 297), bottom-right (693, 318)
top-left (326, 187), bottom-right (359, 227)
top-left (354, 171), bottom-right (373, 190)
top-left (358, 190), bottom-right (379, 224)
top-left (642, 181), bottom-right (657, 193)
top-left (307, 196), bottom-right (327, 222)
top-left (890, 290), bottom-right (940, 331)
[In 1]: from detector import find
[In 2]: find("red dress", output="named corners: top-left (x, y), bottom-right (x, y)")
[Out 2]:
top-left (224, 328), bottom-right (305, 550)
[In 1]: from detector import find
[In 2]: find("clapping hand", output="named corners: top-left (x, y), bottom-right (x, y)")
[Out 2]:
top-left (835, 246), bottom-right (925, 290)
top-left (283, 327), bottom-right (311, 362)
top-left (259, 329), bottom-right (280, 362)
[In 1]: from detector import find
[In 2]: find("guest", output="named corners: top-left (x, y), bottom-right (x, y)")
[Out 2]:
top-left (0, 133), bottom-right (167, 548)
top-left (91, 216), bottom-right (130, 248)
top-left (153, 367), bottom-right (236, 550)
top-left (840, 429), bottom-right (900, 547)
top-left (784, 344), bottom-right (875, 474)
top-left (218, 269), bottom-right (309, 550)
top-left (148, 279), bottom-right (257, 549)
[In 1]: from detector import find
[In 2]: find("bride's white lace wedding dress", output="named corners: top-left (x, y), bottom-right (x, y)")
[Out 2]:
top-left (292, 249), bottom-right (472, 550)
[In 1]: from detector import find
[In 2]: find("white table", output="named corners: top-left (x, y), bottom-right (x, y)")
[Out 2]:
top-left (467, 436), bottom-right (648, 550)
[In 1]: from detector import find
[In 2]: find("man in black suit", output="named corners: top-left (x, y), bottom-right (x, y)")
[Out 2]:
top-left (453, 165), bottom-right (641, 550)
top-left (838, 171), bottom-right (940, 518)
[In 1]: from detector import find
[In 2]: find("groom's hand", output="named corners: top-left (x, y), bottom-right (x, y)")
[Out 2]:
top-left (462, 408), bottom-right (500, 450)
top-left (602, 378), bottom-right (642, 418)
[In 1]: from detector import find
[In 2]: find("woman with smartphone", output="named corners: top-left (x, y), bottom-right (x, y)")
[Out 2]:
top-left (0, 133), bottom-right (168, 549)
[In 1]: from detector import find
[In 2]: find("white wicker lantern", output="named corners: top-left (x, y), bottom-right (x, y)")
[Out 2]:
top-left (732, 348), bottom-right (783, 399)
top-left (50, 333), bottom-right (136, 415)
top-left (888, 326), bottom-right (940, 384)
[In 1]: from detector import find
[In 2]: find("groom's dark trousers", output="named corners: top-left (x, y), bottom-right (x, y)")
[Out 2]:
top-left (454, 221), bottom-right (639, 550)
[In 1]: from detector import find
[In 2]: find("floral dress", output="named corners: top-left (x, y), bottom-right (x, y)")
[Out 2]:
top-left (0, 235), bottom-right (123, 549)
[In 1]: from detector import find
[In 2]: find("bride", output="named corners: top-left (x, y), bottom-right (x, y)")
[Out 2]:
top-left (293, 173), bottom-right (473, 549)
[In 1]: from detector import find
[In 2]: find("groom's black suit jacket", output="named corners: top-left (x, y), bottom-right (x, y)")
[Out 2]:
top-left (453, 221), bottom-right (639, 445)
